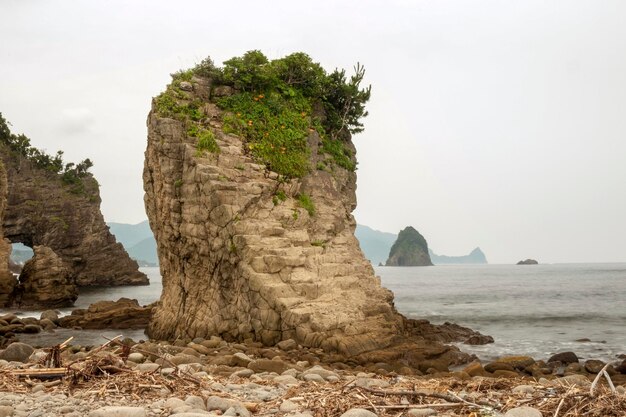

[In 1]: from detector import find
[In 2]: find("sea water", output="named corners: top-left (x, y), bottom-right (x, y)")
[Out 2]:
top-left (376, 263), bottom-right (626, 363)
top-left (6, 264), bottom-right (626, 363)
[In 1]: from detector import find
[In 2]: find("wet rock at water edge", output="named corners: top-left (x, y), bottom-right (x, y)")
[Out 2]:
top-left (547, 351), bottom-right (579, 365)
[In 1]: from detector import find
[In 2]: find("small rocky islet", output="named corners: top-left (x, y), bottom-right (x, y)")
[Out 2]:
top-left (1, 51), bottom-right (625, 416)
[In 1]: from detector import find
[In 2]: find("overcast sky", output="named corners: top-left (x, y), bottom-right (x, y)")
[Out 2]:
top-left (1, 0), bottom-right (625, 264)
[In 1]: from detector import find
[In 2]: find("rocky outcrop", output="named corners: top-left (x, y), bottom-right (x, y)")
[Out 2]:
top-left (58, 298), bottom-right (153, 329)
top-left (13, 245), bottom-right (77, 308)
top-left (517, 259), bottom-right (538, 265)
top-left (145, 110), bottom-right (401, 354)
top-left (0, 115), bottom-right (148, 307)
top-left (144, 59), bottom-right (487, 360)
top-left (385, 226), bottom-right (433, 266)
top-left (0, 161), bottom-right (15, 305)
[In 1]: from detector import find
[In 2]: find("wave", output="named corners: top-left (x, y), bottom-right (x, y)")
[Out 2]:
top-left (408, 312), bottom-right (626, 325)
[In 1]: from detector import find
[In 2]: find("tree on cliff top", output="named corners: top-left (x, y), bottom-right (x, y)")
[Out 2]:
top-left (156, 51), bottom-right (370, 178)
top-left (215, 50), bottom-right (371, 139)
top-left (0, 112), bottom-right (94, 192)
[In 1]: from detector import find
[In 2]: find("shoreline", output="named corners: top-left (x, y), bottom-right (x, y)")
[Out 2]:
top-left (1, 299), bottom-right (625, 416)
top-left (0, 331), bottom-right (625, 417)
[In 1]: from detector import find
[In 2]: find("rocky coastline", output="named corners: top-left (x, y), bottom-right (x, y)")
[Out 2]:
top-left (0, 303), bottom-right (624, 416)
top-left (0, 330), bottom-right (623, 416)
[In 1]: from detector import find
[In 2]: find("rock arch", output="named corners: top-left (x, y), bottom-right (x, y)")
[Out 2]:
top-left (0, 129), bottom-right (148, 307)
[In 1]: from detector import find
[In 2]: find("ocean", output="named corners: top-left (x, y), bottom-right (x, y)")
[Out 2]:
top-left (5, 264), bottom-right (626, 364)
top-left (376, 263), bottom-right (626, 363)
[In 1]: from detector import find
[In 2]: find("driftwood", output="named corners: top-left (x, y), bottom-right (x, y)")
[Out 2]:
top-left (347, 384), bottom-right (501, 410)
top-left (9, 368), bottom-right (67, 379)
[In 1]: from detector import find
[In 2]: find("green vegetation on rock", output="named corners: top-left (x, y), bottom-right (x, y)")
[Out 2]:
top-left (296, 193), bottom-right (315, 216)
top-left (385, 226), bottom-right (433, 267)
top-left (156, 51), bottom-right (371, 179)
top-left (155, 71), bottom-right (219, 157)
top-left (0, 112), bottom-right (95, 195)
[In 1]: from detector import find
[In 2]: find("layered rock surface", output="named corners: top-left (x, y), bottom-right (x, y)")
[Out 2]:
top-left (13, 245), bottom-right (77, 308)
top-left (0, 140), bottom-right (148, 305)
top-left (144, 71), bottom-right (486, 359)
top-left (0, 161), bottom-right (15, 306)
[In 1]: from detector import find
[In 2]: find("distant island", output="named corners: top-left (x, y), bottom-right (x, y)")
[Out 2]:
top-left (355, 224), bottom-right (487, 266)
top-left (429, 247), bottom-right (488, 264)
top-left (517, 258), bottom-right (538, 265)
top-left (385, 226), bottom-right (433, 266)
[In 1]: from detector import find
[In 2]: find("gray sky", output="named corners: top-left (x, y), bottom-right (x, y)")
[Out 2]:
top-left (1, 0), bottom-right (625, 264)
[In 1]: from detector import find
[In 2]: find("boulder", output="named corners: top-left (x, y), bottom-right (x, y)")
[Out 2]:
top-left (504, 407), bottom-right (543, 417)
top-left (88, 407), bottom-right (146, 417)
top-left (484, 362), bottom-right (515, 373)
top-left (13, 246), bottom-right (77, 308)
top-left (584, 359), bottom-right (606, 374)
top-left (547, 352), bottom-right (579, 365)
top-left (248, 358), bottom-right (290, 374)
top-left (277, 339), bottom-right (297, 351)
top-left (557, 374), bottom-right (591, 387)
top-left (0, 342), bottom-right (34, 362)
top-left (340, 409), bottom-right (378, 417)
top-left (40, 310), bottom-right (59, 322)
top-left (464, 334), bottom-right (494, 345)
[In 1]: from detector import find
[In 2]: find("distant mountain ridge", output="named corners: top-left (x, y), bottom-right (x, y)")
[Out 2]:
top-left (107, 220), bottom-right (486, 267)
top-left (355, 225), bottom-right (397, 266)
top-left (107, 220), bottom-right (158, 266)
top-left (355, 224), bottom-right (487, 266)
top-left (429, 247), bottom-right (488, 264)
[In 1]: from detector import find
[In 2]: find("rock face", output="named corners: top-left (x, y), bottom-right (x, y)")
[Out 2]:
top-left (0, 152), bottom-right (148, 287)
top-left (58, 298), bottom-right (153, 329)
top-left (0, 116), bottom-right (148, 307)
top-left (517, 259), bottom-right (538, 265)
top-left (13, 245), bottom-right (77, 308)
top-left (0, 162), bottom-right (15, 306)
top-left (145, 109), bottom-right (403, 354)
top-left (144, 66), bottom-right (464, 357)
top-left (144, 56), bottom-right (492, 361)
top-left (385, 226), bottom-right (433, 266)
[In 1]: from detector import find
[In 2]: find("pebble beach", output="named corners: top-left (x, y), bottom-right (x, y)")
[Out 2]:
top-left (1, 328), bottom-right (625, 417)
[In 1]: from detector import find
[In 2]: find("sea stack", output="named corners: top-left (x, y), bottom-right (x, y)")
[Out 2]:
top-left (385, 226), bottom-right (433, 266)
top-left (0, 113), bottom-right (148, 308)
top-left (143, 52), bottom-right (407, 355)
top-left (143, 52), bottom-right (487, 360)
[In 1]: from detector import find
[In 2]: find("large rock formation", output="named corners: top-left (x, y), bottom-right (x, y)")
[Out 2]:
top-left (385, 226), bottom-right (433, 266)
top-left (0, 161), bottom-right (15, 306)
top-left (0, 113), bottom-right (148, 307)
top-left (13, 245), bottom-right (77, 308)
top-left (145, 116), bottom-right (401, 354)
top-left (144, 53), bottom-right (487, 360)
